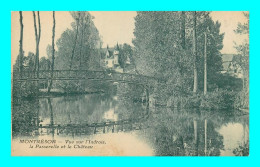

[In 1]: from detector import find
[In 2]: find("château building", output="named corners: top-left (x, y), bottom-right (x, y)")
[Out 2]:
top-left (100, 44), bottom-right (132, 73)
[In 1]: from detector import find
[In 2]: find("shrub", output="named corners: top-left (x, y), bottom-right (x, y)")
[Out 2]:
top-left (234, 90), bottom-right (249, 109)
top-left (200, 89), bottom-right (236, 110)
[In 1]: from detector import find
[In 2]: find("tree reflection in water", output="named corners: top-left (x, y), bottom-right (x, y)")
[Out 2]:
top-left (12, 92), bottom-right (249, 156)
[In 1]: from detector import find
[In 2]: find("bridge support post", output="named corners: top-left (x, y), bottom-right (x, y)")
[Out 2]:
top-left (194, 120), bottom-right (198, 156)
top-left (103, 123), bottom-right (106, 133)
top-left (130, 120), bottom-right (133, 130)
top-left (40, 124), bottom-right (43, 134)
top-left (57, 125), bottom-right (60, 135)
top-left (112, 124), bottom-right (115, 133)
top-left (94, 125), bottom-right (97, 134)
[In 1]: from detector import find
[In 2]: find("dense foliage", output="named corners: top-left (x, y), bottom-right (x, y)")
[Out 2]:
top-left (133, 11), bottom-right (224, 97)
top-left (55, 11), bottom-right (101, 71)
top-left (117, 43), bottom-right (133, 69)
top-left (233, 12), bottom-right (249, 109)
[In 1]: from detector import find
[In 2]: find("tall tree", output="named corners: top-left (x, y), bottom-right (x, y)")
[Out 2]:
top-left (133, 11), bottom-right (223, 96)
top-left (37, 12), bottom-right (41, 72)
top-left (78, 13), bottom-right (88, 70)
top-left (118, 43), bottom-right (133, 69)
top-left (133, 12), bottom-right (193, 96)
top-left (234, 12), bottom-right (249, 90)
top-left (55, 12), bottom-right (100, 71)
top-left (186, 11), bottom-right (224, 91)
top-left (19, 11), bottom-right (24, 78)
top-left (192, 11), bottom-right (198, 93)
top-left (181, 11), bottom-right (186, 49)
top-left (133, 12), bottom-right (191, 76)
top-left (33, 11), bottom-right (41, 76)
top-left (133, 12), bottom-right (195, 101)
top-left (204, 31), bottom-right (207, 95)
top-left (69, 12), bottom-right (80, 70)
top-left (32, 12), bottom-right (37, 71)
top-left (48, 11), bottom-right (56, 93)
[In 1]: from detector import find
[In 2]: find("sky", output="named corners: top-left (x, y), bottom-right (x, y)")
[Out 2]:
top-left (11, 11), bottom-right (248, 67)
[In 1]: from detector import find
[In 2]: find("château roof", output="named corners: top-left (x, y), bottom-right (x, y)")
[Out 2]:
top-left (100, 46), bottom-right (119, 59)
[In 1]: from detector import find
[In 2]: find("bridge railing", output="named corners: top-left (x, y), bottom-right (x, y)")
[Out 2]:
top-left (12, 69), bottom-right (166, 85)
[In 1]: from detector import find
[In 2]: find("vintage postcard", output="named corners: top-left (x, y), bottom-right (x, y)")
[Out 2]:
top-left (11, 11), bottom-right (249, 156)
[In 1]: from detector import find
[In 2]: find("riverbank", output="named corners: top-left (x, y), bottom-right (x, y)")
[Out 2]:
top-left (38, 89), bottom-right (105, 98)
top-left (129, 88), bottom-right (249, 113)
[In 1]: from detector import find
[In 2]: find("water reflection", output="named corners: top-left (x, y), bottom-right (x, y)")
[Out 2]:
top-left (218, 121), bottom-right (249, 156)
top-left (12, 93), bottom-right (249, 156)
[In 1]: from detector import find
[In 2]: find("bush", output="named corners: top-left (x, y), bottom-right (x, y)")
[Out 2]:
top-left (200, 89), bottom-right (236, 110)
top-left (234, 90), bottom-right (249, 109)
top-left (166, 93), bottom-right (201, 109)
top-left (215, 74), bottom-right (243, 91)
top-left (233, 142), bottom-right (249, 156)
top-left (13, 81), bottom-right (39, 98)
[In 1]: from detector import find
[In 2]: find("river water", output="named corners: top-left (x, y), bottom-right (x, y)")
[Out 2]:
top-left (12, 92), bottom-right (249, 156)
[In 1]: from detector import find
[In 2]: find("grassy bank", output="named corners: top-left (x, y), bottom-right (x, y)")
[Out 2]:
top-left (162, 89), bottom-right (248, 112)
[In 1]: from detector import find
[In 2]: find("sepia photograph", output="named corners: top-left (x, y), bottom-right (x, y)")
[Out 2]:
top-left (11, 11), bottom-right (249, 156)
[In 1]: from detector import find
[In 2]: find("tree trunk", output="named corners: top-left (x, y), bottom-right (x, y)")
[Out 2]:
top-left (79, 19), bottom-right (87, 70)
top-left (194, 119), bottom-right (198, 156)
top-left (48, 11), bottom-right (56, 93)
top-left (78, 17), bottom-right (88, 92)
top-left (204, 119), bottom-right (207, 156)
top-left (181, 11), bottom-right (186, 49)
top-left (33, 12), bottom-right (38, 73)
top-left (19, 11), bottom-right (24, 78)
top-left (193, 11), bottom-right (198, 94)
top-left (33, 12), bottom-right (41, 76)
top-left (32, 11), bottom-right (41, 94)
top-left (32, 12), bottom-right (37, 68)
top-left (69, 13), bottom-right (80, 70)
top-left (204, 32), bottom-right (207, 95)
top-left (37, 11), bottom-right (41, 77)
